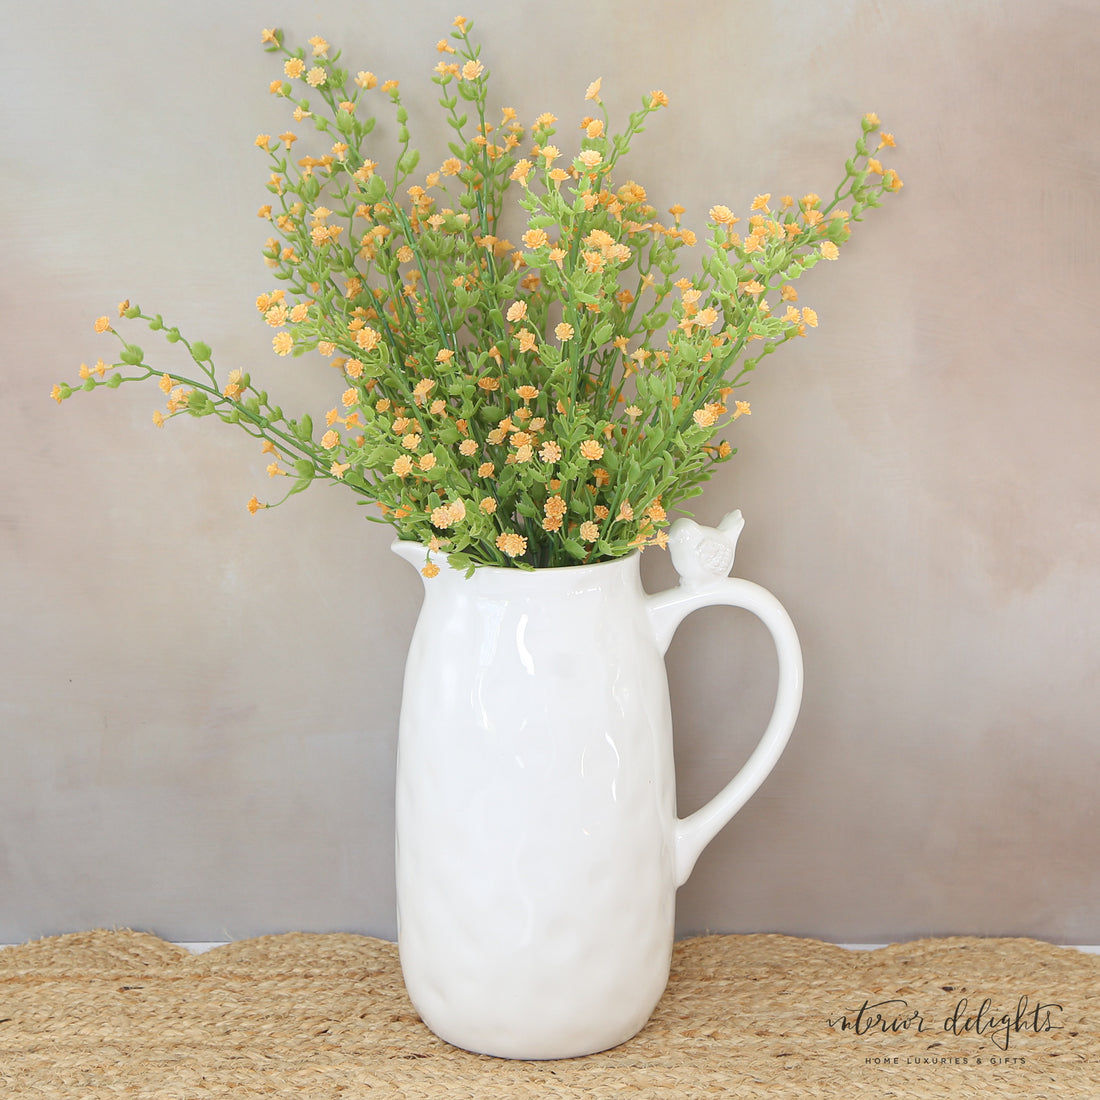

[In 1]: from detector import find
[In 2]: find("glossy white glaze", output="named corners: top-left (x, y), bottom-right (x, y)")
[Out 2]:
top-left (391, 512), bottom-right (802, 1059)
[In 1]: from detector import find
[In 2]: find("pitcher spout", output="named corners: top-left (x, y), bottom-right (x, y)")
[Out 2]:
top-left (392, 539), bottom-right (449, 585)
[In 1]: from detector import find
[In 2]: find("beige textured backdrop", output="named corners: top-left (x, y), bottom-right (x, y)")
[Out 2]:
top-left (2, 0), bottom-right (1098, 945)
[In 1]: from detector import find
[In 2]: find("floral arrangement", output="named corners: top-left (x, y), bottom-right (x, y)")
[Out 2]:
top-left (54, 17), bottom-right (901, 574)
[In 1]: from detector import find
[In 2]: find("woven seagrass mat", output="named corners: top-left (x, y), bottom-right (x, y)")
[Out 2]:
top-left (1, 930), bottom-right (1097, 1098)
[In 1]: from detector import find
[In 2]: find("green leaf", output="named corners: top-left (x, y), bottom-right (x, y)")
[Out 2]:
top-left (119, 344), bottom-right (144, 365)
top-left (293, 414), bottom-right (313, 442)
top-left (190, 341), bottom-right (212, 362)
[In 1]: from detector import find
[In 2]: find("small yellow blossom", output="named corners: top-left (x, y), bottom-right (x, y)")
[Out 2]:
top-left (577, 149), bottom-right (602, 169)
top-left (506, 300), bottom-right (528, 323)
top-left (330, 461), bottom-right (350, 478)
top-left (478, 462), bottom-right (495, 478)
top-left (392, 455), bottom-right (414, 477)
top-left (820, 241), bottom-right (839, 260)
top-left (94, 315), bottom-right (111, 333)
top-left (496, 532), bottom-right (527, 557)
top-left (356, 326), bottom-right (381, 351)
top-left (579, 520), bottom-right (600, 542)
top-left (516, 384), bottom-right (539, 403)
top-left (152, 409), bottom-right (165, 427)
top-left (321, 429), bottom-right (340, 450)
top-left (802, 307), bottom-right (819, 327)
top-left (459, 439), bottom-right (478, 456)
top-left (308, 35), bottom-right (330, 56)
top-left (649, 90), bottom-right (669, 107)
top-left (272, 331), bottom-right (294, 356)
top-left (422, 561), bottom-right (441, 578)
top-left (518, 329), bottom-right (537, 353)
top-left (480, 496), bottom-right (497, 514)
top-left (585, 77), bottom-right (602, 102)
top-left (355, 70), bottom-right (377, 89)
top-left (284, 58), bottom-right (305, 79)
top-left (734, 401), bottom-right (751, 418)
top-left (419, 453), bottom-right (437, 471)
top-left (461, 59), bottom-right (484, 81)
top-left (579, 439), bottom-right (604, 461)
top-left (555, 322), bottom-right (574, 342)
top-left (247, 496), bottom-right (265, 514)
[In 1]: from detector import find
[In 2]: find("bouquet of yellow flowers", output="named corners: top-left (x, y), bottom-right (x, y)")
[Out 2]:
top-left (54, 16), bottom-right (901, 574)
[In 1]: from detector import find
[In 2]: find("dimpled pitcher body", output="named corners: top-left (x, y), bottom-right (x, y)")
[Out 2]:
top-left (392, 512), bottom-right (802, 1059)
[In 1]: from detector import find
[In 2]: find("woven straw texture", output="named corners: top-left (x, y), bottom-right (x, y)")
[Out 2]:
top-left (1, 930), bottom-right (1097, 1098)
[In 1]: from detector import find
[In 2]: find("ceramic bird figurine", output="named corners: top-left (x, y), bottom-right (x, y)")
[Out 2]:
top-left (668, 510), bottom-right (746, 587)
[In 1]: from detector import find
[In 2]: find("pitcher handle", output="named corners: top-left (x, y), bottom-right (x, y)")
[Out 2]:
top-left (647, 512), bottom-right (804, 887)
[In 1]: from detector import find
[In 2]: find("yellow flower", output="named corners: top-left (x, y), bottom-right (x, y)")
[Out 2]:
top-left (516, 384), bottom-right (539, 403)
top-left (356, 327), bottom-right (381, 351)
top-left (272, 332), bottom-right (293, 356)
top-left (820, 241), bottom-right (839, 260)
top-left (539, 441), bottom-right (562, 463)
top-left (709, 205), bottom-right (739, 226)
top-left (480, 496), bottom-right (497, 514)
top-left (402, 433), bottom-right (422, 450)
top-left (320, 430), bottom-right (340, 450)
top-left (780, 284), bottom-right (798, 302)
top-left (585, 78), bottom-right (602, 102)
top-left (506, 300), bottom-right (528, 322)
top-left (577, 149), bottom-right (602, 169)
top-left (461, 59), bottom-right (484, 81)
top-left (734, 401), bottom-right (751, 418)
top-left (579, 439), bottom-right (604, 461)
top-left (267, 462), bottom-right (286, 477)
top-left (515, 444), bottom-right (533, 463)
top-left (441, 157), bottom-right (462, 176)
top-left (540, 144), bottom-right (560, 163)
top-left (392, 455), bottom-right (414, 477)
top-left (522, 228), bottom-right (549, 249)
top-left (330, 461), bottom-right (350, 478)
top-left (555, 322), bottom-right (574, 342)
top-left (284, 58), bottom-right (305, 79)
top-left (459, 439), bottom-right (478, 457)
top-left (422, 562), bottom-right (441, 578)
top-left (518, 329), bottom-right (537, 353)
top-left (260, 28), bottom-right (278, 44)
top-left (355, 71), bottom-right (378, 89)
top-left (419, 453), bottom-right (437, 471)
top-left (649, 90), bottom-right (669, 107)
top-left (801, 307), bottom-right (819, 327)
top-left (94, 315), bottom-right (111, 333)
top-left (579, 520), bottom-right (599, 542)
top-left (152, 409), bottom-right (165, 427)
top-left (478, 462), bottom-right (495, 478)
top-left (247, 496), bottom-right (265, 514)
top-left (308, 35), bottom-right (330, 57)
top-left (496, 532), bottom-right (527, 557)
top-left (751, 193), bottom-right (771, 213)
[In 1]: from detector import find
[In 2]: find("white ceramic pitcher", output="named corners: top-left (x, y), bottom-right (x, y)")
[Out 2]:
top-left (391, 510), bottom-right (802, 1060)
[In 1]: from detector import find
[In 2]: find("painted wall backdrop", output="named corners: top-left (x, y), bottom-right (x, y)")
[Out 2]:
top-left (2, 0), bottom-right (1097, 946)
